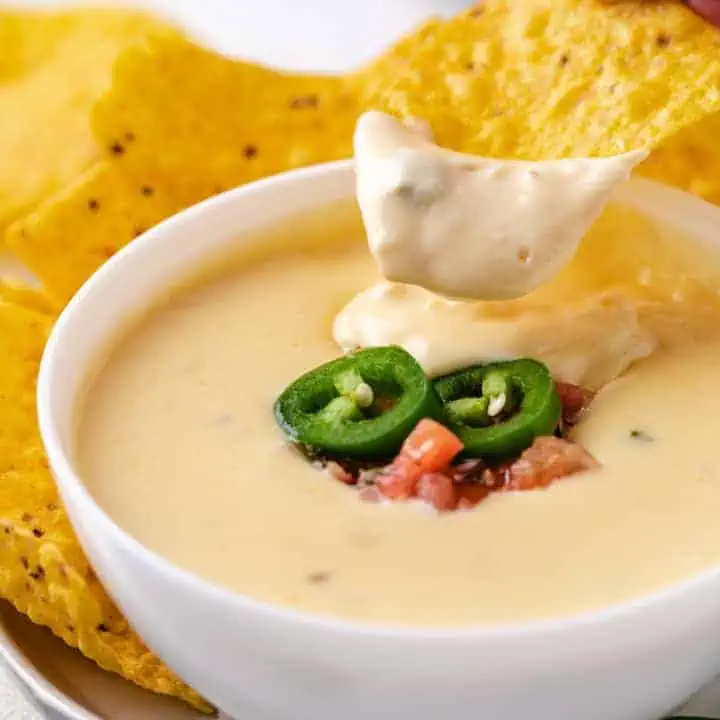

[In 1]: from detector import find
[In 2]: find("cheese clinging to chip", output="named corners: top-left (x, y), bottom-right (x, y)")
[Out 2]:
top-left (354, 111), bottom-right (646, 300)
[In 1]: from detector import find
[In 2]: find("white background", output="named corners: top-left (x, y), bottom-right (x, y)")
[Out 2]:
top-left (8, 0), bottom-right (472, 71)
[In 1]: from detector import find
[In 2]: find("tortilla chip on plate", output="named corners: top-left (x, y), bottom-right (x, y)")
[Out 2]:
top-left (92, 34), bottom-right (359, 207)
top-left (0, 8), bottom-right (179, 237)
top-left (354, 0), bottom-right (720, 160)
top-left (5, 162), bottom-right (178, 305)
top-left (0, 297), bottom-right (211, 712)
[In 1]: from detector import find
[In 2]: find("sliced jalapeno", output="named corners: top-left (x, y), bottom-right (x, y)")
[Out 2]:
top-left (274, 346), bottom-right (443, 458)
top-left (433, 358), bottom-right (561, 460)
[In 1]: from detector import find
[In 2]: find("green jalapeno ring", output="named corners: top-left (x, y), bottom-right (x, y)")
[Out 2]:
top-left (274, 345), bottom-right (444, 459)
top-left (433, 358), bottom-right (562, 460)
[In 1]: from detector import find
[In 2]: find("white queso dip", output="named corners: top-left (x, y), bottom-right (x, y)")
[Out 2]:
top-left (77, 115), bottom-right (720, 627)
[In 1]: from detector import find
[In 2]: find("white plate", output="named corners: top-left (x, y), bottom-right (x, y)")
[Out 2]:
top-left (0, 601), bottom-right (207, 719)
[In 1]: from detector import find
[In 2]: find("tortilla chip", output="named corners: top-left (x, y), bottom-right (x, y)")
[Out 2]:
top-left (0, 8), bottom-right (179, 235)
top-left (640, 113), bottom-right (720, 205)
top-left (0, 298), bottom-right (210, 712)
top-left (5, 162), bottom-right (178, 304)
top-left (0, 281), bottom-right (55, 315)
top-left (92, 34), bottom-right (359, 207)
top-left (354, 0), bottom-right (720, 159)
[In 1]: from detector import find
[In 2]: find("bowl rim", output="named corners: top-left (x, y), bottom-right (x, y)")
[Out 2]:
top-left (37, 158), bottom-right (720, 642)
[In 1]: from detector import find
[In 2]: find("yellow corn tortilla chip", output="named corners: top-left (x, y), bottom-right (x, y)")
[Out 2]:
top-left (0, 281), bottom-right (55, 315)
top-left (6, 162), bottom-right (178, 305)
top-left (640, 113), bottom-right (720, 205)
top-left (11, 35), bottom-right (360, 304)
top-left (0, 8), bottom-right (179, 236)
top-left (0, 297), bottom-right (210, 713)
top-left (354, 0), bottom-right (720, 159)
top-left (92, 33), bottom-right (359, 206)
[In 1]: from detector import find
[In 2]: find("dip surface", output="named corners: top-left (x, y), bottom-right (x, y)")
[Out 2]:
top-left (77, 201), bottom-right (720, 627)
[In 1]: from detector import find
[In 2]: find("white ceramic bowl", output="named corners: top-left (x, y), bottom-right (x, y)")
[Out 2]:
top-left (37, 161), bottom-right (720, 720)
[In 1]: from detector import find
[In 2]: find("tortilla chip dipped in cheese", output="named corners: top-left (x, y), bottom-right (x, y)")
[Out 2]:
top-left (354, 111), bottom-right (647, 300)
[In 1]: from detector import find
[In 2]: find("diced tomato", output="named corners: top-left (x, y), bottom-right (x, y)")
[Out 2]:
top-left (417, 473), bottom-right (457, 511)
top-left (505, 436), bottom-right (599, 491)
top-left (376, 455), bottom-right (422, 499)
top-left (451, 459), bottom-right (486, 484)
top-left (455, 483), bottom-right (491, 508)
top-left (399, 419), bottom-right (464, 474)
top-left (555, 381), bottom-right (595, 429)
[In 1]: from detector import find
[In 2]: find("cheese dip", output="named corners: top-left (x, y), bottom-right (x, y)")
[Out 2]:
top-left (77, 199), bottom-right (720, 627)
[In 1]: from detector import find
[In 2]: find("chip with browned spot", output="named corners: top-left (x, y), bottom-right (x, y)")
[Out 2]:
top-left (0, 8), bottom-right (179, 237)
top-left (5, 162), bottom-right (178, 304)
top-left (0, 297), bottom-right (211, 712)
top-left (92, 33), bottom-right (359, 207)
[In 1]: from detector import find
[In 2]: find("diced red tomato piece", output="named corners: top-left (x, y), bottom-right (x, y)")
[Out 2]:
top-left (455, 483), bottom-right (491, 508)
top-left (555, 381), bottom-right (595, 429)
top-left (400, 419), bottom-right (464, 474)
top-left (505, 436), bottom-right (599, 491)
top-left (417, 473), bottom-right (457, 511)
top-left (376, 455), bottom-right (422, 499)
